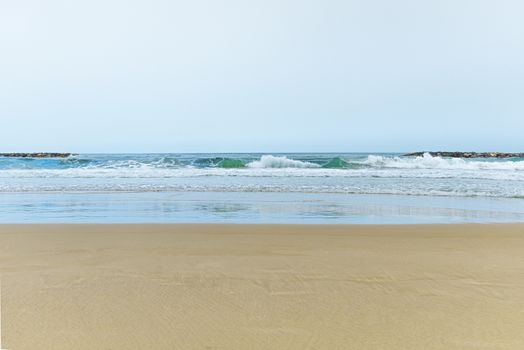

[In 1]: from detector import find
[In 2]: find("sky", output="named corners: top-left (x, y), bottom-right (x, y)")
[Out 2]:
top-left (1, 0), bottom-right (523, 153)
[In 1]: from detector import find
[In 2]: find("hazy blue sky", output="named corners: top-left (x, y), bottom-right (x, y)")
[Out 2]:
top-left (1, 0), bottom-right (523, 152)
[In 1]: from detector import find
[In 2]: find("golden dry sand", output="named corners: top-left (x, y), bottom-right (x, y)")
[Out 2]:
top-left (1, 224), bottom-right (524, 349)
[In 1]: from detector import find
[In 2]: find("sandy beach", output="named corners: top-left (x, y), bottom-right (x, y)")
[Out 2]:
top-left (1, 224), bottom-right (524, 349)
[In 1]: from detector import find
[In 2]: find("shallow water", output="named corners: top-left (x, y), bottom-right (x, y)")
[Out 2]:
top-left (2, 192), bottom-right (524, 224)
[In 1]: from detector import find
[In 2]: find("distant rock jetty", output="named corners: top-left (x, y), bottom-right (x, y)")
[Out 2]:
top-left (404, 152), bottom-right (524, 158)
top-left (0, 153), bottom-right (74, 158)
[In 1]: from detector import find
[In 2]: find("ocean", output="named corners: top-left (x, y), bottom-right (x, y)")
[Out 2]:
top-left (1, 152), bottom-right (524, 223)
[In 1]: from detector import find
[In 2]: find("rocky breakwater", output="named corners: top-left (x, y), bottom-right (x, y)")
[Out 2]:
top-left (0, 153), bottom-right (74, 158)
top-left (404, 152), bottom-right (524, 158)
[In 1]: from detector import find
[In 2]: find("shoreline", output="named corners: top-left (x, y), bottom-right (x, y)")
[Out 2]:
top-left (2, 222), bottom-right (524, 226)
top-left (2, 223), bottom-right (524, 349)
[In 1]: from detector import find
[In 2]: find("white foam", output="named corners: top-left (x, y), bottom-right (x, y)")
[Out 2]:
top-left (1, 165), bottom-right (524, 181)
top-left (247, 155), bottom-right (319, 168)
top-left (362, 153), bottom-right (524, 171)
top-left (1, 181), bottom-right (523, 198)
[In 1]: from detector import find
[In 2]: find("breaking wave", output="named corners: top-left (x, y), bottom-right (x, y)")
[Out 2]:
top-left (247, 155), bottom-right (319, 168)
top-left (362, 153), bottom-right (524, 171)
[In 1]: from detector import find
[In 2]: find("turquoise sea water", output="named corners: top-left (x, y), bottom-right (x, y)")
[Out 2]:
top-left (1, 153), bottom-right (524, 223)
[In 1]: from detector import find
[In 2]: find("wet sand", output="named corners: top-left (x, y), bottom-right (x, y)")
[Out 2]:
top-left (1, 224), bottom-right (524, 349)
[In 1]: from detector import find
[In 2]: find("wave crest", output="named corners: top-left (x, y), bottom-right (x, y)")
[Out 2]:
top-left (193, 157), bottom-right (245, 168)
top-left (247, 155), bottom-right (319, 168)
top-left (362, 153), bottom-right (524, 171)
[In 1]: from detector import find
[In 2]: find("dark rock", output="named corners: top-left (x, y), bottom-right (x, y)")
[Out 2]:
top-left (0, 153), bottom-right (75, 158)
top-left (403, 152), bottom-right (524, 158)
